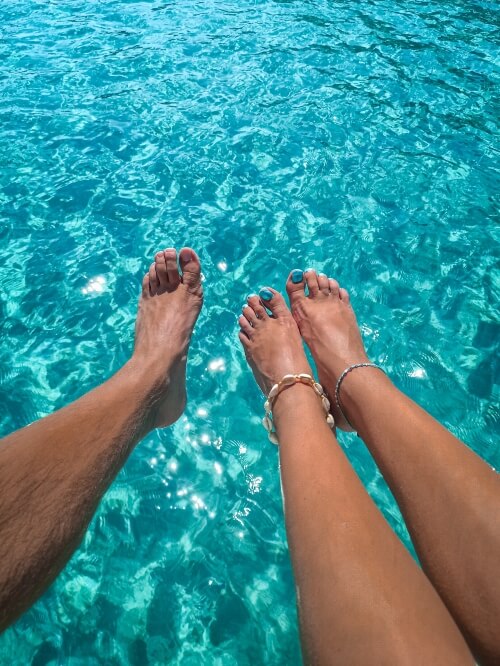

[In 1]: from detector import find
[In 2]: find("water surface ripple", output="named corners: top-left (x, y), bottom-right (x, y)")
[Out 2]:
top-left (0, 0), bottom-right (499, 663)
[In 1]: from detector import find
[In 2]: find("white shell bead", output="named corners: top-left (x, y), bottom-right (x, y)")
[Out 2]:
top-left (268, 432), bottom-right (279, 445)
top-left (262, 416), bottom-right (273, 432)
top-left (281, 374), bottom-right (296, 386)
top-left (326, 414), bottom-right (335, 427)
top-left (298, 373), bottom-right (311, 381)
top-left (313, 383), bottom-right (323, 395)
top-left (268, 384), bottom-right (279, 399)
top-left (322, 396), bottom-right (331, 412)
top-left (264, 400), bottom-right (271, 413)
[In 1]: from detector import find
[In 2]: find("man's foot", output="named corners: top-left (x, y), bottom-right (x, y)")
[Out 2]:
top-left (237, 288), bottom-right (312, 396)
top-left (132, 247), bottom-right (203, 428)
top-left (286, 269), bottom-right (369, 430)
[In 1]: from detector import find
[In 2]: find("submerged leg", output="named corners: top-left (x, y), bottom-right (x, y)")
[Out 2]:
top-left (0, 248), bottom-right (203, 632)
top-left (286, 268), bottom-right (500, 665)
top-left (238, 288), bottom-right (472, 665)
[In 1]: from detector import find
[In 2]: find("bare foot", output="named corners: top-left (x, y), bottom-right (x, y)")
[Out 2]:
top-left (132, 247), bottom-right (203, 428)
top-left (286, 269), bottom-right (369, 430)
top-left (237, 287), bottom-right (312, 397)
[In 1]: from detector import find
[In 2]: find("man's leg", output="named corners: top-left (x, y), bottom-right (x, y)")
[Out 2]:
top-left (0, 247), bottom-right (203, 632)
top-left (286, 268), bottom-right (500, 665)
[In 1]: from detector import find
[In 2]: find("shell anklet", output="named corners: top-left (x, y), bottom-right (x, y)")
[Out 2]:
top-left (262, 373), bottom-right (335, 445)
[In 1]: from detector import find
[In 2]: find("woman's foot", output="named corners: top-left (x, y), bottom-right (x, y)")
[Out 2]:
top-left (132, 247), bottom-right (203, 428)
top-left (238, 288), bottom-right (312, 396)
top-left (285, 269), bottom-right (369, 430)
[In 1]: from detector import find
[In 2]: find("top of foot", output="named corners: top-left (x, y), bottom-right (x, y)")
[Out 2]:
top-left (286, 269), bottom-right (369, 430)
top-left (238, 287), bottom-right (312, 396)
top-left (133, 247), bottom-right (203, 428)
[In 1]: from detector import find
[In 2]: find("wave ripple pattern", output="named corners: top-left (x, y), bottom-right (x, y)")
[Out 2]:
top-left (0, 0), bottom-right (498, 663)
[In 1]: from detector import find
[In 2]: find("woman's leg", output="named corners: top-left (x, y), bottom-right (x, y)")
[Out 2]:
top-left (238, 288), bottom-right (473, 666)
top-left (0, 248), bottom-right (203, 632)
top-left (286, 268), bottom-right (500, 665)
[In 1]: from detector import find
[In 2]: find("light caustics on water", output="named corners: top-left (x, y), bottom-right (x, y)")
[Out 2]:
top-left (0, 0), bottom-right (498, 663)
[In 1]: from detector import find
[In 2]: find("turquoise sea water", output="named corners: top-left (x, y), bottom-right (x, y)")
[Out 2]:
top-left (0, 0), bottom-right (499, 663)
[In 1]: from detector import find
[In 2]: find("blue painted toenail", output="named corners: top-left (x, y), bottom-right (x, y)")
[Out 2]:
top-left (291, 270), bottom-right (303, 284)
top-left (259, 288), bottom-right (273, 301)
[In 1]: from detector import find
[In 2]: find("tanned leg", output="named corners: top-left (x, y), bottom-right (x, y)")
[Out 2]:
top-left (238, 288), bottom-right (473, 666)
top-left (286, 268), bottom-right (500, 665)
top-left (0, 247), bottom-right (203, 632)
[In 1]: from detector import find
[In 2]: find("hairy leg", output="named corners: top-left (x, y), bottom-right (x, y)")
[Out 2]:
top-left (238, 288), bottom-right (472, 666)
top-left (0, 248), bottom-right (203, 632)
top-left (286, 268), bottom-right (500, 664)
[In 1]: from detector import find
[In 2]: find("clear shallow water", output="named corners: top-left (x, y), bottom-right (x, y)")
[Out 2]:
top-left (0, 0), bottom-right (499, 662)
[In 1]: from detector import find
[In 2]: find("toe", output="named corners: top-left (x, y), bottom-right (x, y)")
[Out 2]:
top-left (317, 273), bottom-right (330, 294)
top-left (242, 304), bottom-right (258, 326)
top-left (155, 251), bottom-right (168, 293)
top-left (286, 269), bottom-right (306, 305)
top-left (328, 278), bottom-right (340, 298)
top-left (142, 274), bottom-right (150, 298)
top-left (179, 247), bottom-right (202, 293)
top-left (149, 262), bottom-right (159, 296)
top-left (164, 248), bottom-right (180, 287)
top-left (238, 331), bottom-right (251, 349)
top-left (247, 294), bottom-right (269, 320)
top-left (339, 287), bottom-right (350, 303)
top-left (239, 315), bottom-right (253, 338)
top-left (305, 269), bottom-right (319, 297)
top-left (258, 287), bottom-right (290, 318)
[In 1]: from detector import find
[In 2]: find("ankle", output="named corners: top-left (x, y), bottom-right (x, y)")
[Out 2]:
top-left (271, 380), bottom-right (332, 439)
top-left (320, 353), bottom-right (371, 388)
top-left (123, 355), bottom-right (172, 394)
top-left (129, 347), bottom-right (182, 375)
top-left (337, 367), bottom-right (393, 428)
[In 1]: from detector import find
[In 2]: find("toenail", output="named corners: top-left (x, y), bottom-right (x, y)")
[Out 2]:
top-left (305, 267), bottom-right (314, 273)
top-left (291, 269), bottom-right (303, 284)
top-left (247, 293), bottom-right (258, 300)
top-left (319, 273), bottom-right (326, 277)
top-left (259, 288), bottom-right (273, 301)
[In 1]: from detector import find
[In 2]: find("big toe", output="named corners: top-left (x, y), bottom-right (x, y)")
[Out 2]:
top-left (258, 287), bottom-right (292, 318)
top-left (286, 269), bottom-right (306, 306)
top-left (179, 247), bottom-right (202, 294)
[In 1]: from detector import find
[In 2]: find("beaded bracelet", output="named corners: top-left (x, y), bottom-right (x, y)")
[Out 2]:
top-left (335, 363), bottom-right (386, 431)
top-left (262, 373), bottom-right (335, 445)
